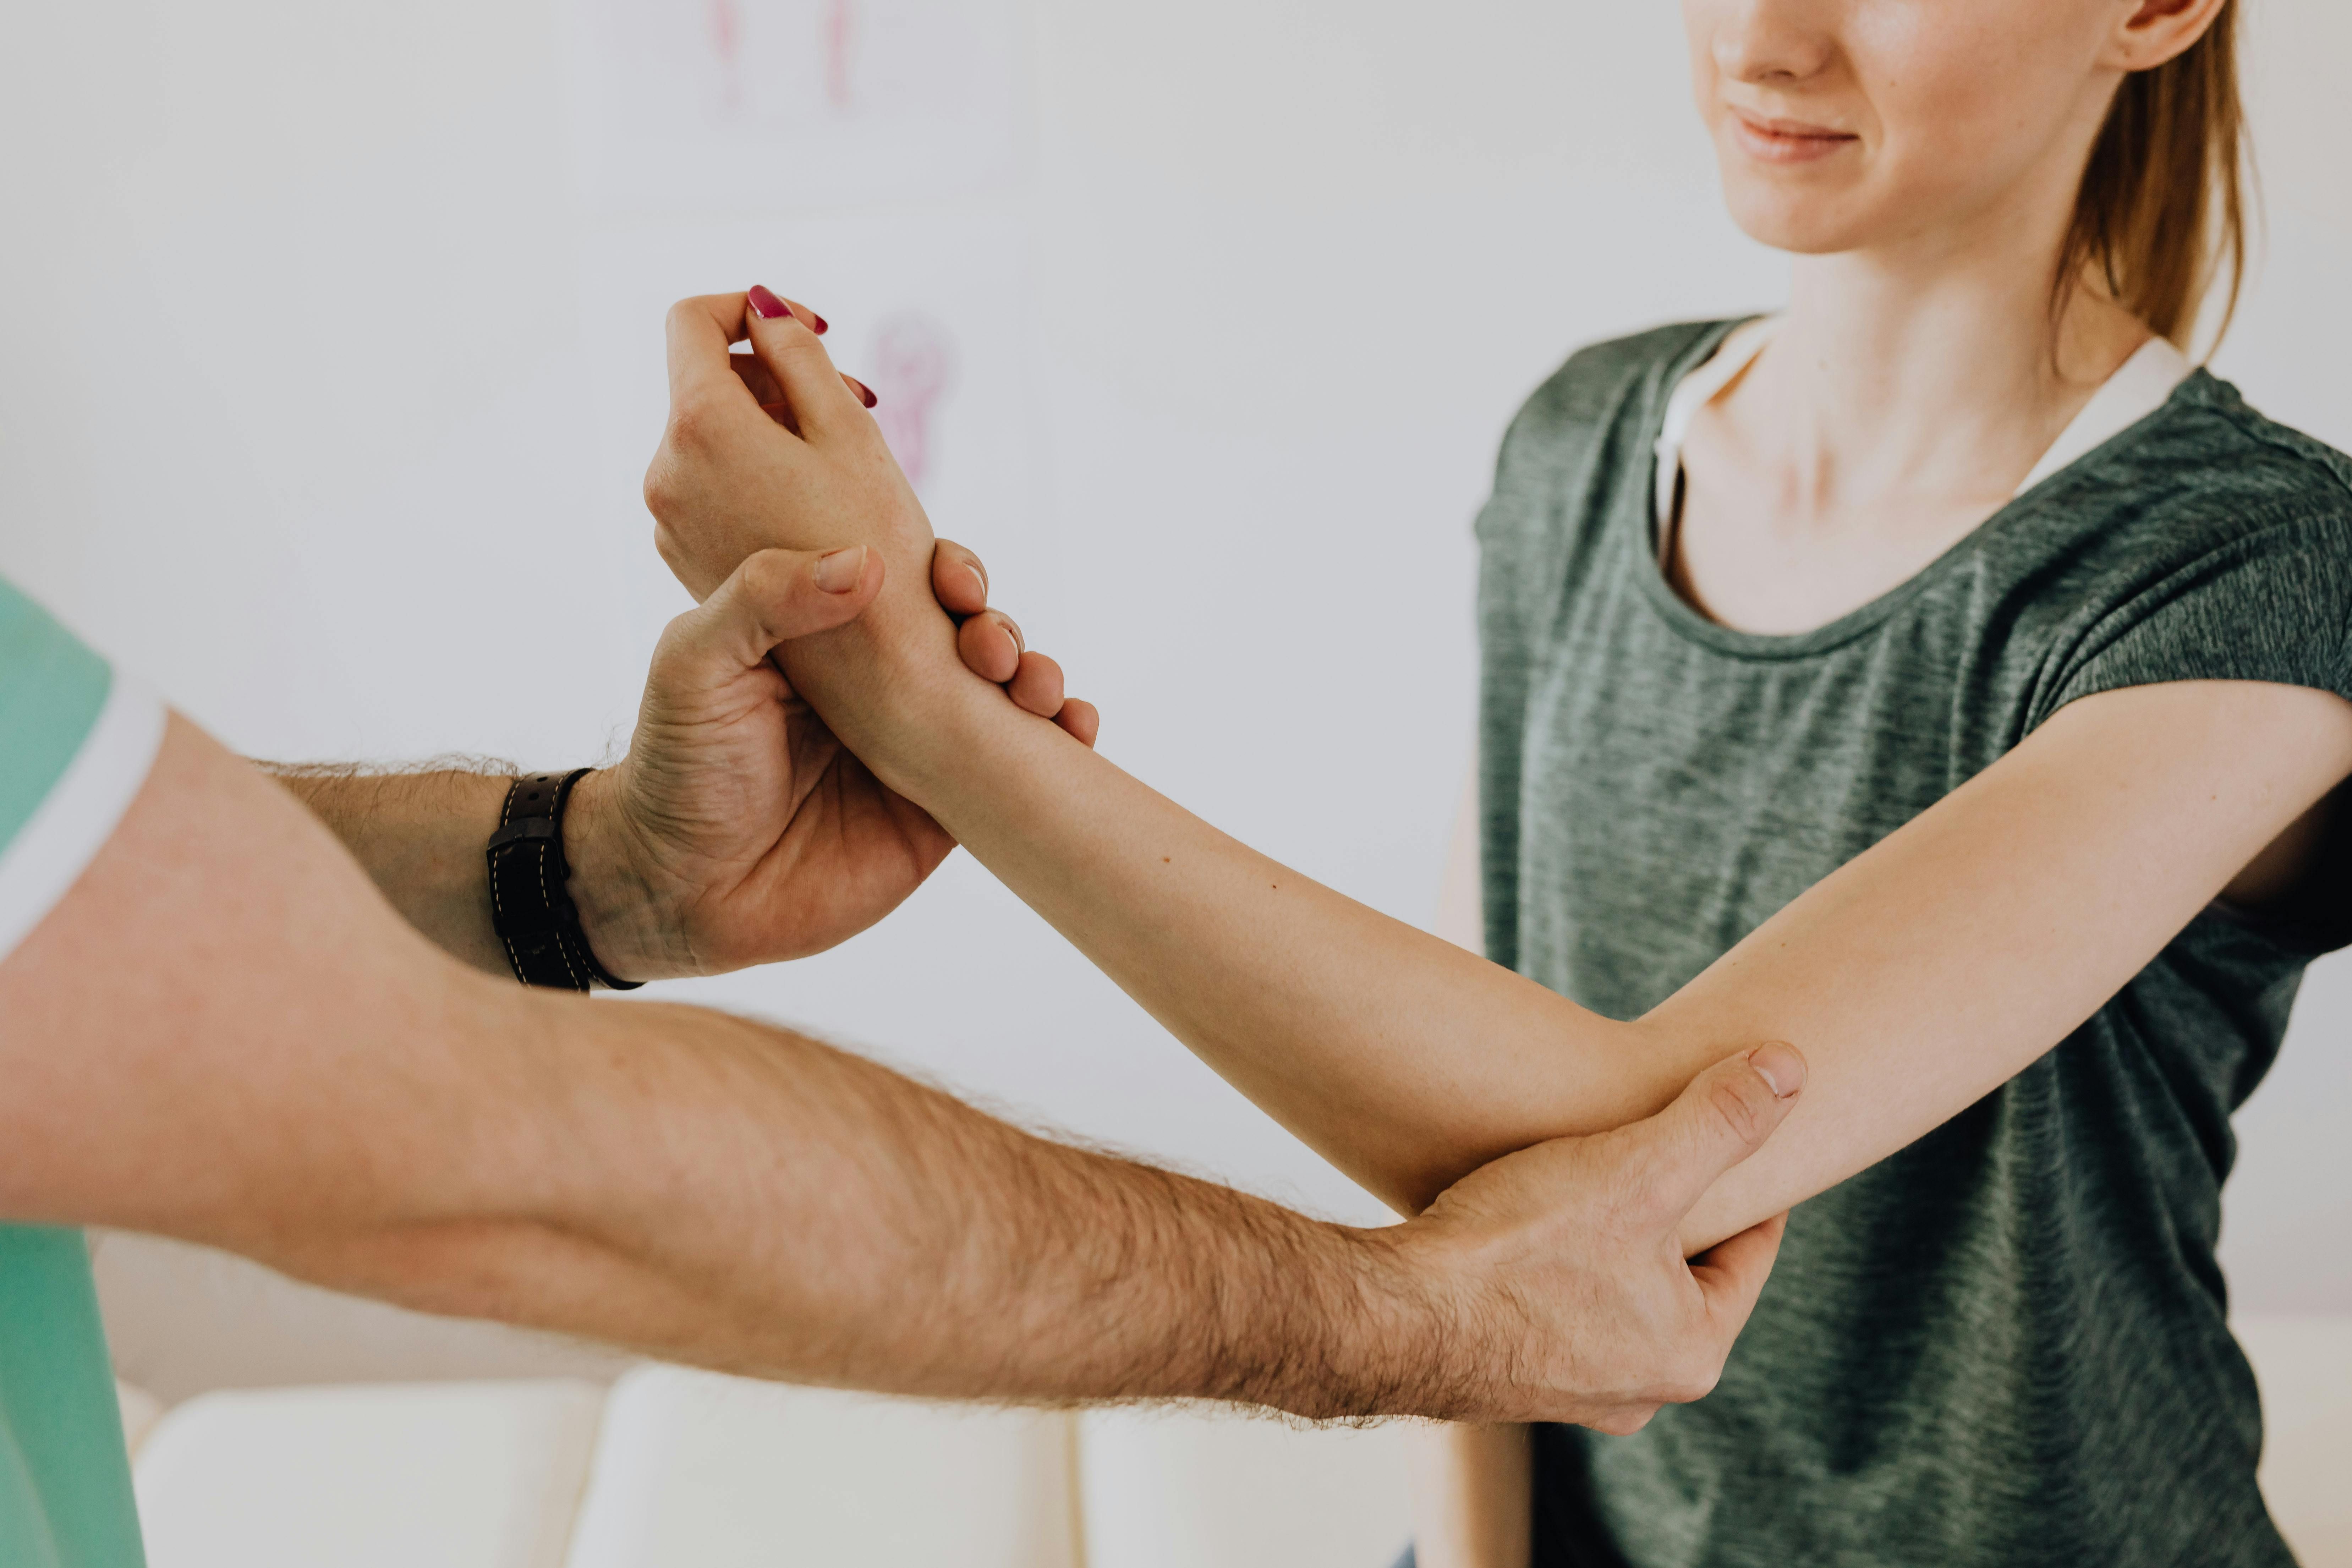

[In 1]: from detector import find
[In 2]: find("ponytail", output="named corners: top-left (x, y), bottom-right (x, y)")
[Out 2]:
top-left (2061, 0), bottom-right (2250, 351)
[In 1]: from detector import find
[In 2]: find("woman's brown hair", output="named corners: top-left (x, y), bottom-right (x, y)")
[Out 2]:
top-left (2061, 0), bottom-right (2251, 350)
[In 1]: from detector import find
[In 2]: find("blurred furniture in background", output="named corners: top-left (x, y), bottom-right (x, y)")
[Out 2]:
top-left (97, 1235), bottom-right (2351, 1568)
top-left (120, 1368), bottom-right (1414, 1568)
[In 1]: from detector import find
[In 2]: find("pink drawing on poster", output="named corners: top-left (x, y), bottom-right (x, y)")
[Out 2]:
top-left (870, 313), bottom-right (956, 489)
top-left (708, 0), bottom-right (745, 116)
top-left (825, 0), bottom-right (859, 113)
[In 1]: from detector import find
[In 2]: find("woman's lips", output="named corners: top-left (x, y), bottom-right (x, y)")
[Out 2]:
top-left (1728, 110), bottom-right (1860, 165)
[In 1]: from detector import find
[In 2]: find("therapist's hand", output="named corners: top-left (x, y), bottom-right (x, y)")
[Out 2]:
top-left (566, 535), bottom-right (1093, 980)
top-left (1388, 1044), bottom-right (1805, 1430)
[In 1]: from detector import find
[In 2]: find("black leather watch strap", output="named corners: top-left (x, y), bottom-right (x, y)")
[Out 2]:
top-left (486, 769), bottom-right (643, 992)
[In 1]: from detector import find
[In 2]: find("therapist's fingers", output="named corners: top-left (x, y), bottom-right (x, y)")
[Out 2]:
top-left (662, 545), bottom-right (885, 681)
top-left (957, 610), bottom-right (1024, 684)
top-left (932, 540), bottom-right (991, 616)
top-left (744, 284), bottom-right (873, 439)
top-left (1007, 651), bottom-right (1067, 718)
top-left (1055, 698), bottom-right (1101, 748)
top-left (1687, 1211), bottom-right (1789, 1333)
top-left (1620, 1045), bottom-right (1807, 1232)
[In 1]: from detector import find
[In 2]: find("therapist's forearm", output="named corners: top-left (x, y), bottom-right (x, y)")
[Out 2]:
top-left (260, 763), bottom-right (653, 984)
top-left (280, 993), bottom-right (1462, 1417)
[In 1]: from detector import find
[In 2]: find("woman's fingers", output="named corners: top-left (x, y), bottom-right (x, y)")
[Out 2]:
top-left (730, 352), bottom-right (782, 405)
top-left (744, 284), bottom-right (871, 439)
top-left (746, 288), bottom-right (827, 336)
top-left (731, 334), bottom-right (871, 427)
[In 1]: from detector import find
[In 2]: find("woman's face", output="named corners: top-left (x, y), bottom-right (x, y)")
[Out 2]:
top-left (1682, 0), bottom-right (2132, 258)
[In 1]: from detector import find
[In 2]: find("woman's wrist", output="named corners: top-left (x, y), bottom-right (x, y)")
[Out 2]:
top-left (776, 566), bottom-right (1017, 783)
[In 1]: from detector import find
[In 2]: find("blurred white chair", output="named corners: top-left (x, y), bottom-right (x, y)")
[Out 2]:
top-left (2238, 1314), bottom-right (2352, 1567)
top-left (113, 1379), bottom-right (166, 1458)
top-left (114, 1322), bottom-right (2351, 1567)
top-left (133, 1379), bottom-right (605, 1568)
top-left (560, 1364), bottom-right (1079, 1568)
top-left (1078, 1405), bottom-right (1415, 1568)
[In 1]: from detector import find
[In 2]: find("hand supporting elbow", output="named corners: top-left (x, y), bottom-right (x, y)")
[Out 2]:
top-left (1379, 1045), bottom-right (1805, 1431)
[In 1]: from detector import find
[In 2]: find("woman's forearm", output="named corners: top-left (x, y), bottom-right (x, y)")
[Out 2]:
top-left (789, 603), bottom-right (2352, 1252)
top-left (784, 632), bottom-right (1673, 1218)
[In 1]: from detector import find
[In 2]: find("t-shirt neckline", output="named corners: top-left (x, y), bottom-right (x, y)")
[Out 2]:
top-left (1630, 317), bottom-right (2200, 660)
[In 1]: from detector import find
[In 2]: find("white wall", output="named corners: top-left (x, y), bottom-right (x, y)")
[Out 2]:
top-left (3, 0), bottom-right (2347, 1330)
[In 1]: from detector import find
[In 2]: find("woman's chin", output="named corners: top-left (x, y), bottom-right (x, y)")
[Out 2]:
top-left (1716, 183), bottom-right (1881, 259)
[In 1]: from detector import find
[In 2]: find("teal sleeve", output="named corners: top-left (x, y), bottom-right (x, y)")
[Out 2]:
top-left (0, 579), bottom-right (113, 851)
top-left (0, 1229), bottom-right (146, 1568)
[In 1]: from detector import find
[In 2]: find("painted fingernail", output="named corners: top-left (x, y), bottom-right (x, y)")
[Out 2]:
top-left (808, 309), bottom-right (829, 335)
top-left (1748, 1043), bottom-right (1806, 1099)
top-left (815, 545), bottom-right (867, 593)
top-left (748, 284), bottom-right (790, 321)
top-left (856, 380), bottom-right (878, 410)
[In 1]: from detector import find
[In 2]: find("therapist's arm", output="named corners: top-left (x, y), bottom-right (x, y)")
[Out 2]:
top-left (0, 708), bottom-right (1804, 1427)
top-left (644, 291), bottom-right (2352, 1250)
top-left (256, 539), bottom-right (1093, 983)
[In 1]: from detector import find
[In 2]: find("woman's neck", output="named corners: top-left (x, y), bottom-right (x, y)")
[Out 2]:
top-left (1754, 234), bottom-right (2153, 519)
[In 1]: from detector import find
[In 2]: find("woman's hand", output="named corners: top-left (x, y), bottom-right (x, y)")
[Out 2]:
top-left (643, 287), bottom-right (1096, 745)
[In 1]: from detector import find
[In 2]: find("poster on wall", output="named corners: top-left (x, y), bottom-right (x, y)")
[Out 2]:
top-left (571, 0), bottom-right (1021, 212)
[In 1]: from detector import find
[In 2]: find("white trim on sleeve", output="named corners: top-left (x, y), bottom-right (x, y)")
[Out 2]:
top-left (0, 674), bottom-right (168, 968)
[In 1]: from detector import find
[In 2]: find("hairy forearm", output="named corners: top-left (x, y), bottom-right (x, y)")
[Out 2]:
top-left (259, 762), bottom-right (658, 984)
top-left (259, 764), bottom-right (515, 974)
top-left (279, 996), bottom-right (1457, 1417)
top-left (9, 720), bottom-right (1468, 1420)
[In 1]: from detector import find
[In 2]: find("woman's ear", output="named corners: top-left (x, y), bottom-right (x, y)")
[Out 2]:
top-left (2108, 0), bottom-right (2232, 73)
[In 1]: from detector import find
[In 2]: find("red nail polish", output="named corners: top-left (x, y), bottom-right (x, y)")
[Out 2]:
top-left (747, 284), bottom-right (790, 321)
top-left (809, 310), bottom-right (829, 335)
top-left (858, 383), bottom-right (878, 409)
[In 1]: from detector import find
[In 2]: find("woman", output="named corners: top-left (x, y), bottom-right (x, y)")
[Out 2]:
top-left (640, 0), bottom-right (2352, 1561)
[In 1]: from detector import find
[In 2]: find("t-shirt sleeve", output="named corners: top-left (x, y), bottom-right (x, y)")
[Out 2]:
top-left (0, 577), bottom-right (166, 967)
top-left (2040, 506), bottom-right (2352, 952)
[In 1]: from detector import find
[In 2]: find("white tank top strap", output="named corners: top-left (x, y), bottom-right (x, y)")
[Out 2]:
top-left (1652, 322), bottom-right (2195, 552)
top-left (2012, 334), bottom-right (2194, 497)
top-left (1653, 316), bottom-right (1779, 535)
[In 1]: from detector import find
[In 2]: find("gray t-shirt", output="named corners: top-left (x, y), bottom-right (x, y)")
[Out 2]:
top-left (1476, 320), bottom-right (2352, 1568)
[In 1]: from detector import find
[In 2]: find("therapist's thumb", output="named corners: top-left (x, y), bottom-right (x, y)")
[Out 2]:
top-left (1623, 1043), bottom-right (1806, 1228)
top-left (669, 545), bottom-right (884, 677)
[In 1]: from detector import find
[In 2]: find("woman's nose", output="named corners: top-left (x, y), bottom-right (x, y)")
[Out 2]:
top-left (1709, 0), bottom-right (1836, 85)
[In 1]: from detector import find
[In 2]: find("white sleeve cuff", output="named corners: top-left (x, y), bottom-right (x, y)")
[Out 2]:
top-left (0, 674), bottom-right (168, 967)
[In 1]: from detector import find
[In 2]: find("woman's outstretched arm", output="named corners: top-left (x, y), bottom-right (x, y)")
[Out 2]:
top-left (648, 292), bottom-right (2352, 1246)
